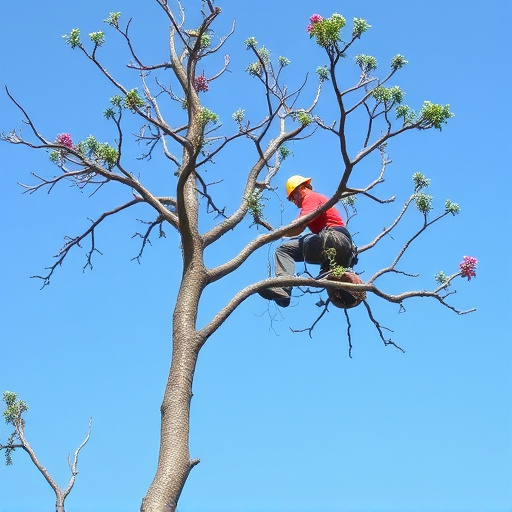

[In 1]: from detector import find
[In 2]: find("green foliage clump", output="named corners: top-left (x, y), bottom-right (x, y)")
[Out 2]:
top-left (355, 54), bottom-right (377, 73)
top-left (412, 172), bottom-right (430, 191)
top-left (420, 101), bottom-right (454, 130)
top-left (396, 104), bottom-right (415, 125)
top-left (245, 62), bottom-right (262, 76)
top-left (124, 89), bottom-right (145, 111)
top-left (103, 95), bottom-right (124, 119)
top-left (3, 432), bottom-right (16, 465)
top-left (200, 34), bottom-right (211, 48)
top-left (246, 190), bottom-right (266, 219)
top-left (387, 85), bottom-right (404, 103)
top-left (103, 108), bottom-right (116, 120)
top-left (89, 31), bottom-right (105, 46)
top-left (391, 54), bottom-right (408, 70)
top-left (256, 46), bottom-right (270, 65)
top-left (2, 391), bottom-right (28, 466)
top-left (435, 270), bottom-right (449, 285)
top-left (244, 37), bottom-right (257, 49)
top-left (412, 173), bottom-right (447, 214)
top-left (63, 28), bottom-right (81, 49)
top-left (309, 13), bottom-right (346, 47)
top-left (415, 192), bottom-right (433, 214)
top-left (352, 18), bottom-right (371, 37)
top-left (49, 151), bottom-right (61, 163)
top-left (3, 391), bottom-right (27, 426)
top-left (183, 27), bottom-right (211, 48)
top-left (324, 248), bottom-right (346, 277)
top-left (445, 199), bottom-right (460, 215)
top-left (110, 95), bottom-right (124, 108)
top-left (278, 56), bottom-right (290, 67)
top-left (296, 111), bottom-right (312, 126)
top-left (200, 107), bottom-right (219, 126)
top-left (77, 135), bottom-right (119, 168)
top-left (245, 45), bottom-right (270, 76)
top-left (396, 102), bottom-right (455, 129)
top-left (232, 108), bottom-right (245, 124)
top-left (341, 195), bottom-right (357, 207)
top-left (279, 145), bottom-right (292, 161)
top-left (245, 43), bottom-right (286, 78)
top-left (104, 12), bottom-right (121, 27)
top-left (316, 65), bottom-right (330, 82)
top-left (372, 85), bottom-right (405, 104)
top-left (96, 144), bottom-right (119, 167)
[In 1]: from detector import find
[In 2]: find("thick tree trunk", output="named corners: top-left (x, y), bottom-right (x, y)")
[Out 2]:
top-left (141, 252), bottom-right (205, 512)
top-left (140, 333), bottom-right (200, 512)
top-left (141, 59), bottom-right (208, 509)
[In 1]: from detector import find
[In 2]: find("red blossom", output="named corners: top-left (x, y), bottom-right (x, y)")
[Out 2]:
top-left (459, 255), bottom-right (478, 281)
top-left (194, 73), bottom-right (209, 93)
top-left (55, 133), bottom-right (74, 148)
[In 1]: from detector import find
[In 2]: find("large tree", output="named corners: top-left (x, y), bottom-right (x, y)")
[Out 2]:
top-left (1, 2), bottom-right (476, 511)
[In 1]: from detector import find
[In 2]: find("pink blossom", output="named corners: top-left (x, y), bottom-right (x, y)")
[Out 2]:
top-left (55, 133), bottom-right (74, 148)
top-left (307, 14), bottom-right (323, 33)
top-left (194, 73), bottom-right (209, 93)
top-left (459, 255), bottom-right (478, 281)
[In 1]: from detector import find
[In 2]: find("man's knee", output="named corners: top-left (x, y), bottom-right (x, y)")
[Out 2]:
top-left (276, 238), bottom-right (301, 258)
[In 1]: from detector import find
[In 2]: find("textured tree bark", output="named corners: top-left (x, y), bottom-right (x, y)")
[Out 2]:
top-left (141, 238), bottom-right (205, 511)
top-left (140, 338), bottom-right (199, 512)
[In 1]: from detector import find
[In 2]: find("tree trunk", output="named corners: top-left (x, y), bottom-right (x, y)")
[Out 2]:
top-left (140, 332), bottom-right (199, 512)
top-left (55, 489), bottom-right (65, 512)
top-left (141, 68), bottom-right (207, 510)
top-left (141, 258), bottom-right (204, 512)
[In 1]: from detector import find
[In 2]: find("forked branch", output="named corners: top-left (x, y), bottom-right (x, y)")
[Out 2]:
top-left (1, 392), bottom-right (91, 512)
top-left (32, 199), bottom-right (143, 287)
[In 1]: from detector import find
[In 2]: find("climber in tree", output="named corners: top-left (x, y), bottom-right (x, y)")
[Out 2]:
top-left (258, 175), bottom-right (357, 307)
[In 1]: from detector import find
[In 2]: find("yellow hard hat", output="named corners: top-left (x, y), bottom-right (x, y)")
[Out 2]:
top-left (285, 175), bottom-right (312, 198)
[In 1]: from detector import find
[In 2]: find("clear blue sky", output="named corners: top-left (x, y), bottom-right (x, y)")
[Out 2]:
top-left (1, 1), bottom-right (511, 511)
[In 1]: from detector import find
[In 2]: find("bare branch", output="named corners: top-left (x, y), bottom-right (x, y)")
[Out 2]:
top-left (4, 87), bottom-right (51, 146)
top-left (194, 173), bottom-right (227, 218)
top-left (31, 199), bottom-right (143, 287)
top-left (344, 308), bottom-right (354, 358)
top-left (131, 216), bottom-right (166, 263)
top-left (75, 42), bottom-right (190, 149)
top-left (362, 300), bottom-right (405, 353)
top-left (358, 196), bottom-right (414, 254)
top-left (344, 66), bottom-right (400, 115)
top-left (291, 300), bottom-right (331, 338)
top-left (199, 273), bottom-right (474, 343)
top-left (369, 210), bottom-right (451, 284)
top-left (62, 418), bottom-right (93, 501)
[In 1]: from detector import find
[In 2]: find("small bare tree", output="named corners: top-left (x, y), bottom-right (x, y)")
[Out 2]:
top-left (0, 392), bottom-right (91, 512)
top-left (1, 2), bottom-right (476, 511)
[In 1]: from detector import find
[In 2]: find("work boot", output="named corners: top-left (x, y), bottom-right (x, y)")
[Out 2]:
top-left (257, 287), bottom-right (291, 307)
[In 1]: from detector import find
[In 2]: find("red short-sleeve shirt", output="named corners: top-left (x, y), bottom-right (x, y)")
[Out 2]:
top-left (298, 190), bottom-right (344, 234)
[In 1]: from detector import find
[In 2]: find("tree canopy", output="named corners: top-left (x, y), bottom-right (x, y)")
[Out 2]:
top-left (1, 1), bottom-right (510, 511)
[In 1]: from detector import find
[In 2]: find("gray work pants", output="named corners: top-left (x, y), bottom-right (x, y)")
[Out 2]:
top-left (275, 227), bottom-right (355, 279)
